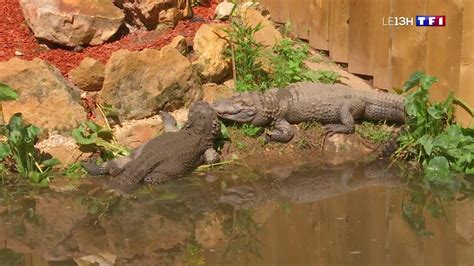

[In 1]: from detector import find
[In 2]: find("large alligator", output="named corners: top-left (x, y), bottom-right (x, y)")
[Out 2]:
top-left (219, 159), bottom-right (401, 209)
top-left (211, 82), bottom-right (405, 143)
top-left (82, 101), bottom-right (220, 186)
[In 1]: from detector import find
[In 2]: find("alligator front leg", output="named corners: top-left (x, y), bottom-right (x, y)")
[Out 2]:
top-left (324, 100), bottom-right (365, 137)
top-left (203, 148), bottom-right (220, 164)
top-left (266, 119), bottom-right (294, 143)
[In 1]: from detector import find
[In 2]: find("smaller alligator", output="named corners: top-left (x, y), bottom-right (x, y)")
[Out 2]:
top-left (211, 82), bottom-right (405, 143)
top-left (82, 101), bottom-right (220, 186)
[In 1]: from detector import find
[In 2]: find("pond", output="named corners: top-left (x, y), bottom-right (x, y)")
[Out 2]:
top-left (0, 158), bottom-right (473, 265)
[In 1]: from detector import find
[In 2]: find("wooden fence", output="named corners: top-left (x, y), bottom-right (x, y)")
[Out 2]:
top-left (258, 0), bottom-right (473, 125)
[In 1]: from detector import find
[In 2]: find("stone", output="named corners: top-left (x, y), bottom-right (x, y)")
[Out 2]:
top-left (193, 23), bottom-right (232, 83)
top-left (241, 8), bottom-right (282, 47)
top-left (36, 134), bottom-right (86, 167)
top-left (20, 0), bottom-right (124, 47)
top-left (114, 0), bottom-right (177, 30)
top-left (0, 58), bottom-right (85, 134)
top-left (163, 35), bottom-right (188, 54)
top-left (202, 82), bottom-right (234, 103)
top-left (68, 57), bottom-right (105, 91)
top-left (101, 47), bottom-right (202, 120)
top-left (214, 1), bottom-right (235, 20)
top-left (159, 7), bottom-right (182, 27)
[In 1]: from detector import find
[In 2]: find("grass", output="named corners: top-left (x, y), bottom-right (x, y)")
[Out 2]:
top-left (356, 122), bottom-right (393, 144)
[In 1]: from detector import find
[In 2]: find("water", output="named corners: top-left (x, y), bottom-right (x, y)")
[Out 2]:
top-left (0, 159), bottom-right (473, 265)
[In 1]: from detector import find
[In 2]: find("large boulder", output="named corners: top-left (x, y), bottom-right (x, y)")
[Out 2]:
top-left (20, 0), bottom-right (125, 47)
top-left (0, 58), bottom-right (85, 134)
top-left (68, 57), bottom-right (105, 91)
top-left (193, 23), bottom-right (232, 83)
top-left (101, 47), bottom-right (202, 120)
top-left (114, 0), bottom-right (178, 30)
top-left (241, 8), bottom-right (282, 47)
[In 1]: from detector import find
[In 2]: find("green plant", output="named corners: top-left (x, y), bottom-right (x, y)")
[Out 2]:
top-left (395, 72), bottom-right (474, 179)
top-left (0, 114), bottom-right (60, 185)
top-left (64, 162), bottom-right (87, 179)
top-left (270, 38), bottom-right (312, 87)
top-left (225, 18), bottom-right (270, 92)
top-left (72, 121), bottom-right (129, 161)
top-left (356, 122), bottom-right (393, 144)
top-left (0, 83), bottom-right (18, 101)
top-left (304, 69), bottom-right (341, 84)
top-left (240, 124), bottom-right (262, 137)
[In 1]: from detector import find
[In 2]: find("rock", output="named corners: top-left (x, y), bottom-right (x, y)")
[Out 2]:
top-left (159, 7), bottom-right (182, 27)
top-left (202, 83), bottom-right (234, 103)
top-left (36, 134), bottom-right (86, 167)
top-left (323, 134), bottom-right (374, 165)
top-left (241, 8), bottom-right (282, 47)
top-left (0, 58), bottom-right (85, 134)
top-left (68, 58), bottom-right (105, 91)
top-left (163, 35), bottom-right (188, 54)
top-left (101, 47), bottom-right (202, 120)
top-left (20, 0), bottom-right (124, 47)
top-left (113, 115), bottom-right (164, 149)
top-left (193, 23), bottom-right (232, 83)
top-left (214, 1), bottom-right (235, 20)
top-left (114, 0), bottom-right (178, 30)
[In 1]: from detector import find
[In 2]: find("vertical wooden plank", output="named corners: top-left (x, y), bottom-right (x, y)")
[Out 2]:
top-left (372, 0), bottom-right (392, 89)
top-left (309, 0), bottom-right (330, 50)
top-left (390, 0), bottom-right (428, 89)
top-left (328, 0), bottom-right (350, 62)
top-left (348, 0), bottom-right (376, 75)
top-left (457, 0), bottom-right (474, 126)
top-left (425, 0), bottom-right (464, 103)
top-left (288, 0), bottom-right (311, 40)
top-left (268, 0), bottom-right (289, 24)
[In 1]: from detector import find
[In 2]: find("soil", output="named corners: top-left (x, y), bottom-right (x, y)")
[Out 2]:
top-left (0, 0), bottom-right (218, 75)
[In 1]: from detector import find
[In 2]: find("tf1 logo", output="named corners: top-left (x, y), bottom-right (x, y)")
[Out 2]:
top-left (416, 16), bottom-right (446, 26)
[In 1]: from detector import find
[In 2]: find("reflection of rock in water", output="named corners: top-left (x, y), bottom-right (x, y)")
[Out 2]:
top-left (220, 159), bottom-right (401, 209)
top-left (0, 159), bottom-right (402, 264)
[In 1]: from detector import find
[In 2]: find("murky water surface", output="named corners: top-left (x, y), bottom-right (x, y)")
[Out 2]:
top-left (0, 159), bottom-right (473, 265)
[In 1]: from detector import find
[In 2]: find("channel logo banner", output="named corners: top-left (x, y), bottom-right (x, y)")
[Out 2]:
top-left (416, 16), bottom-right (446, 26)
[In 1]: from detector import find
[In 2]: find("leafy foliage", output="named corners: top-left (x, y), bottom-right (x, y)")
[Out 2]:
top-left (0, 83), bottom-right (18, 101)
top-left (0, 114), bottom-right (60, 185)
top-left (240, 124), bottom-right (262, 137)
top-left (226, 19), bottom-right (339, 92)
top-left (395, 71), bottom-right (474, 179)
top-left (72, 121), bottom-right (130, 161)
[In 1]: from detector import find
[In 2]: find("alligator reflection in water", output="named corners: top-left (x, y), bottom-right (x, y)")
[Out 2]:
top-left (0, 160), bottom-right (473, 265)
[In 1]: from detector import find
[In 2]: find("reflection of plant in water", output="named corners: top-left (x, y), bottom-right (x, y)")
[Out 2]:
top-left (401, 167), bottom-right (474, 236)
top-left (222, 208), bottom-right (262, 264)
top-left (185, 236), bottom-right (206, 266)
top-left (0, 248), bottom-right (24, 265)
top-left (75, 191), bottom-right (122, 222)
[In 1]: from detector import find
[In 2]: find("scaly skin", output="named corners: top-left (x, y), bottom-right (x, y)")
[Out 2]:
top-left (212, 82), bottom-right (405, 142)
top-left (219, 159), bottom-right (401, 209)
top-left (82, 101), bottom-right (220, 186)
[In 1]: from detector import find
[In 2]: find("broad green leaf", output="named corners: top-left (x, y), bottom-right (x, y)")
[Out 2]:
top-left (403, 71), bottom-right (424, 91)
top-left (8, 113), bottom-right (23, 131)
top-left (72, 128), bottom-right (98, 145)
top-left (85, 121), bottom-right (103, 133)
top-left (0, 83), bottom-right (18, 101)
top-left (42, 158), bottom-right (61, 167)
top-left (0, 143), bottom-right (12, 160)
top-left (417, 135), bottom-right (434, 155)
top-left (25, 125), bottom-right (41, 140)
top-left (424, 156), bottom-right (450, 180)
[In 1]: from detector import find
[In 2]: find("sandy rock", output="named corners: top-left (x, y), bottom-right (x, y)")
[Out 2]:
top-left (114, 0), bottom-right (178, 30)
top-left (323, 134), bottom-right (374, 165)
top-left (241, 8), bottom-right (282, 47)
top-left (159, 7), bottom-right (182, 27)
top-left (101, 47), bottom-right (201, 120)
top-left (193, 23), bottom-right (232, 83)
top-left (68, 58), bottom-right (105, 91)
top-left (36, 134), bottom-right (85, 167)
top-left (163, 35), bottom-right (188, 54)
top-left (113, 115), bottom-right (165, 148)
top-left (0, 58), bottom-right (85, 134)
top-left (195, 212), bottom-right (227, 248)
top-left (202, 82), bottom-right (234, 103)
top-left (214, 1), bottom-right (235, 20)
top-left (20, 0), bottom-right (124, 47)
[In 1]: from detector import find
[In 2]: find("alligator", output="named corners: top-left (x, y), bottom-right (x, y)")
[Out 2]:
top-left (82, 101), bottom-right (221, 186)
top-left (211, 82), bottom-right (405, 143)
top-left (219, 159), bottom-right (401, 209)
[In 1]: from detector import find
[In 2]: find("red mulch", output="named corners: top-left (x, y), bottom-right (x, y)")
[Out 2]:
top-left (0, 0), bottom-right (218, 75)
